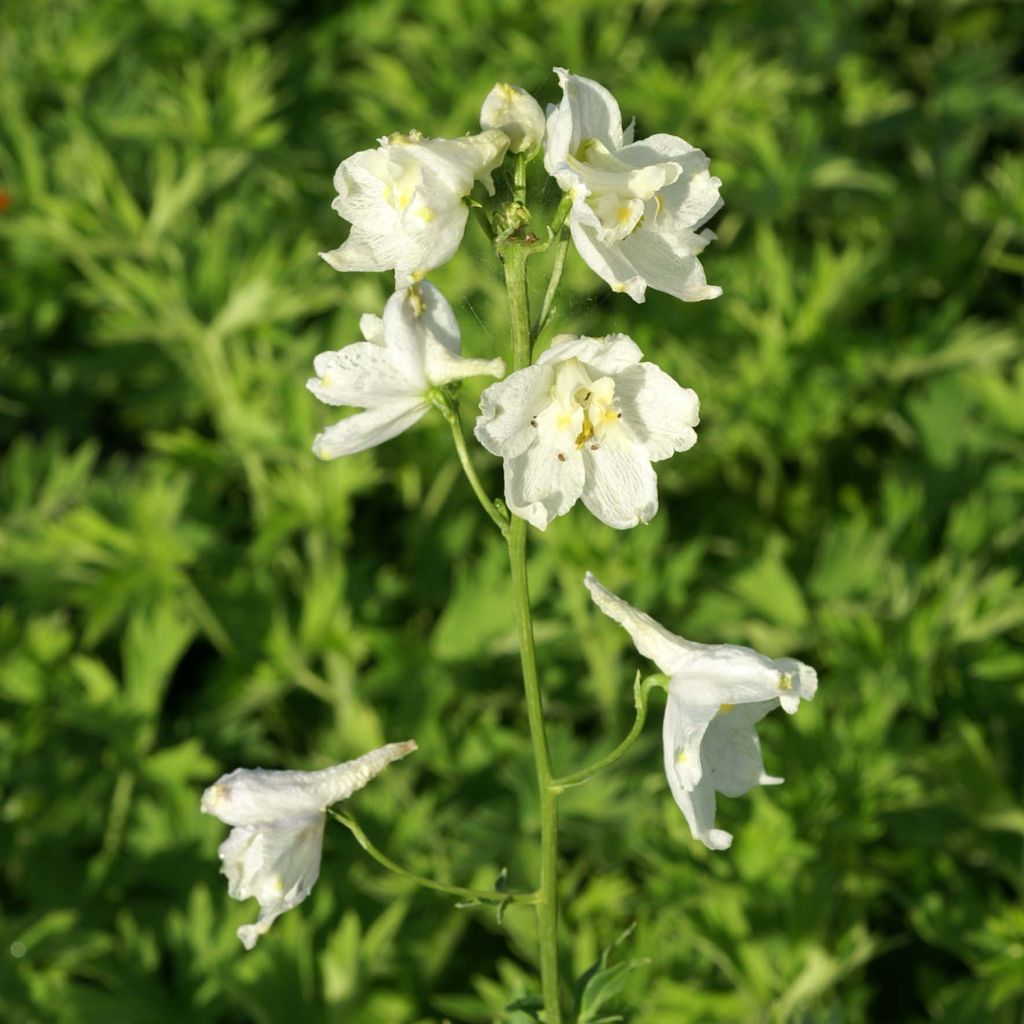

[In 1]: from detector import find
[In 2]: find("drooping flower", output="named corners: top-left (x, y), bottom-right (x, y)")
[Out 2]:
top-left (320, 129), bottom-right (509, 287)
top-left (308, 282), bottom-right (504, 460)
top-left (584, 574), bottom-right (817, 850)
top-left (480, 83), bottom-right (546, 154)
top-left (201, 740), bottom-right (417, 949)
top-left (544, 68), bottom-right (722, 304)
top-left (474, 333), bottom-right (698, 530)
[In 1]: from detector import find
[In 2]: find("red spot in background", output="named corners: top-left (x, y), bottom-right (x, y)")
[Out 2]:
top-left (0, 189), bottom-right (9, 213)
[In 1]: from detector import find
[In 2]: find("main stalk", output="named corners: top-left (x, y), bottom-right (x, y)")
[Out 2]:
top-left (503, 241), bottom-right (562, 1022)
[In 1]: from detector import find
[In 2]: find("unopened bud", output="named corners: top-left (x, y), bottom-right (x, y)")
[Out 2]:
top-left (480, 83), bottom-right (545, 154)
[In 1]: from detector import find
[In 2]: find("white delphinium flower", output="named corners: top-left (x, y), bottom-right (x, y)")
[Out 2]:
top-left (308, 282), bottom-right (505, 460)
top-left (320, 128), bottom-right (509, 286)
top-left (584, 574), bottom-right (817, 850)
top-left (474, 333), bottom-right (698, 530)
top-left (544, 67), bottom-right (722, 303)
top-left (201, 740), bottom-right (417, 949)
top-left (480, 83), bottom-right (546, 154)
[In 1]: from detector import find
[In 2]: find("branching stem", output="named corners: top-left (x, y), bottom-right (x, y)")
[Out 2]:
top-left (329, 810), bottom-right (537, 905)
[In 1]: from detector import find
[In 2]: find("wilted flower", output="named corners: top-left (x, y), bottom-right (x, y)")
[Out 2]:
top-left (544, 67), bottom-right (722, 303)
top-left (474, 333), bottom-right (698, 530)
top-left (201, 740), bottom-right (417, 949)
top-left (321, 128), bottom-right (509, 286)
top-left (308, 282), bottom-right (504, 460)
top-left (584, 574), bottom-right (817, 850)
top-left (480, 82), bottom-right (546, 153)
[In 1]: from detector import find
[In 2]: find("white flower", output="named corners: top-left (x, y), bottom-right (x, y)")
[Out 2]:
top-left (474, 333), bottom-right (698, 530)
top-left (480, 83), bottom-right (546, 154)
top-left (544, 67), bottom-right (722, 304)
top-left (320, 129), bottom-right (509, 286)
top-left (308, 282), bottom-right (505, 460)
top-left (201, 740), bottom-right (417, 949)
top-left (584, 574), bottom-right (817, 851)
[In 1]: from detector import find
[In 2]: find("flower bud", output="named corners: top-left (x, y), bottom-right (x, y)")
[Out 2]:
top-left (480, 82), bottom-right (545, 154)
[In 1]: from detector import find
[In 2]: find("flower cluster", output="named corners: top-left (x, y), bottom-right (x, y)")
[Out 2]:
top-left (309, 69), bottom-right (721, 532)
top-left (202, 68), bottom-right (818, 951)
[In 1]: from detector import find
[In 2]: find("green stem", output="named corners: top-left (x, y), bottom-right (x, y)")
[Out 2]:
top-left (503, 243), bottom-right (532, 369)
top-left (553, 674), bottom-right (668, 791)
top-left (514, 153), bottom-right (527, 205)
top-left (329, 810), bottom-right (537, 905)
top-left (437, 398), bottom-right (509, 536)
top-left (508, 515), bottom-right (562, 1022)
top-left (501, 241), bottom-right (562, 1021)
top-left (532, 233), bottom-right (570, 341)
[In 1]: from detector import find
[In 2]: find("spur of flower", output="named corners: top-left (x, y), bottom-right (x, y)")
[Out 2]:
top-left (320, 128), bottom-right (509, 286)
top-left (308, 282), bottom-right (505, 460)
top-left (474, 333), bottom-right (699, 530)
top-left (201, 740), bottom-right (417, 949)
top-left (544, 67), bottom-right (722, 304)
top-left (584, 574), bottom-right (817, 850)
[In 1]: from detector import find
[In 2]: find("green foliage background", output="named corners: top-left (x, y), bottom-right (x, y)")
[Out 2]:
top-left (2, 0), bottom-right (1023, 1020)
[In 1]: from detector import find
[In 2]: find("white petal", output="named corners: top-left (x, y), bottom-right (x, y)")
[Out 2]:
top-left (580, 431), bottom-right (658, 529)
top-left (504, 436), bottom-right (585, 530)
top-left (359, 314), bottom-right (384, 342)
top-left (612, 362), bottom-right (699, 461)
top-left (475, 365), bottom-right (552, 460)
top-left (569, 216), bottom-right (647, 302)
top-left (617, 224), bottom-right (722, 302)
top-left (536, 333), bottom-right (644, 374)
top-left (203, 743), bottom-right (417, 829)
top-left (699, 701), bottom-right (778, 798)
top-left (219, 816), bottom-right (325, 949)
top-left (312, 400), bottom-right (427, 460)
top-left (583, 573), bottom-right (693, 675)
top-left (662, 693), bottom-right (732, 850)
top-left (425, 344), bottom-right (505, 387)
top-left (412, 130), bottom-right (509, 196)
top-left (544, 68), bottom-right (624, 175)
top-left (308, 343), bottom-right (421, 408)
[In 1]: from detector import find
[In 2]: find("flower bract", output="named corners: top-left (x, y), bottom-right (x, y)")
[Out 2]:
top-left (201, 740), bottom-right (417, 948)
top-left (544, 67), bottom-right (722, 303)
top-left (321, 128), bottom-right (509, 286)
top-left (584, 574), bottom-right (817, 850)
top-left (474, 333), bottom-right (698, 530)
top-left (308, 282), bottom-right (505, 460)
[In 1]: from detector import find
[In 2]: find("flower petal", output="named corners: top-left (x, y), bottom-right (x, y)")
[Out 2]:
top-left (580, 431), bottom-right (658, 529)
top-left (475, 364), bottom-right (552, 460)
top-left (504, 436), bottom-right (585, 530)
top-left (219, 816), bottom-right (325, 949)
top-left (617, 225), bottom-right (722, 302)
top-left (612, 362), bottom-right (699, 461)
top-left (618, 133), bottom-right (723, 231)
top-left (536, 333), bottom-right (644, 374)
top-left (583, 573), bottom-right (693, 675)
top-left (544, 68), bottom-right (625, 174)
top-left (663, 694), bottom-right (732, 850)
top-left (312, 400), bottom-right (427, 460)
top-left (569, 216), bottom-right (647, 302)
top-left (699, 701), bottom-right (780, 798)
top-left (308, 343), bottom-right (421, 408)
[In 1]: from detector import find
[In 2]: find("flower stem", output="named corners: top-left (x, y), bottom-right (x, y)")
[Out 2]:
top-left (329, 810), bottom-right (538, 905)
top-left (553, 674), bottom-right (668, 791)
top-left (507, 515), bottom-right (562, 1022)
top-left (532, 232), bottom-right (570, 341)
top-left (435, 396), bottom-right (509, 536)
top-left (502, 239), bottom-right (563, 1022)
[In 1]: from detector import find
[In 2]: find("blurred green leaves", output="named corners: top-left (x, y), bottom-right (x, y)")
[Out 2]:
top-left (1, 0), bottom-right (1023, 1020)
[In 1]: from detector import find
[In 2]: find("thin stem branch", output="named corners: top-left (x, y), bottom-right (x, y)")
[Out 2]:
top-left (532, 233), bottom-right (570, 341)
top-left (329, 810), bottom-right (538, 905)
top-left (553, 674), bottom-right (669, 791)
top-left (437, 399), bottom-right (509, 536)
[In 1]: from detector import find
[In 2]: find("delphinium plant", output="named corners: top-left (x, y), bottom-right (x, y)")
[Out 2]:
top-left (201, 69), bottom-right (819, 1021)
